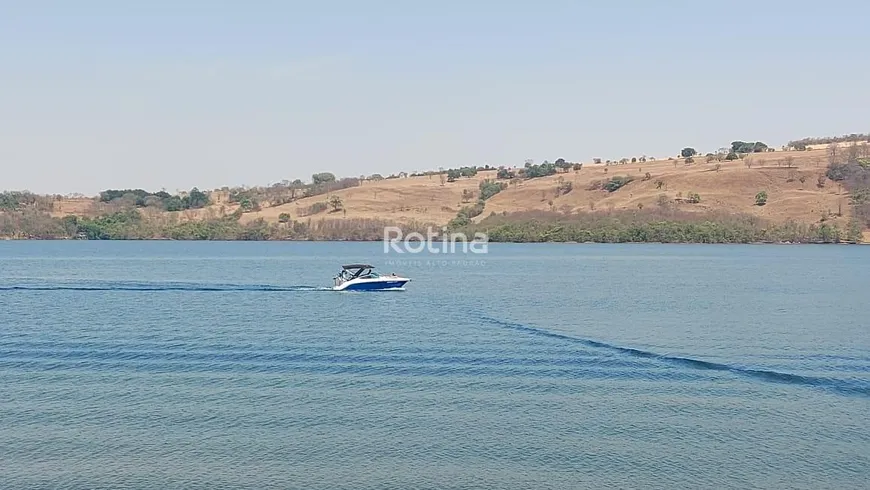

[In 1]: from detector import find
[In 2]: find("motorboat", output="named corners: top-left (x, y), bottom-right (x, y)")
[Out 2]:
top-left (332, 264), bottom-right (410, 291)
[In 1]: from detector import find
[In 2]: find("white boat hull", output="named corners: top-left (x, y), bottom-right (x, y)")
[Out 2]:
top-left (332, 276), bottom-right (410, 291)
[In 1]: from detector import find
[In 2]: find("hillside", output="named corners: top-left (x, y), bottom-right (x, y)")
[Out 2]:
top-left (3, 142), bottom-right (870, 243)
top-left (52, 150), bottom-right (847, 224)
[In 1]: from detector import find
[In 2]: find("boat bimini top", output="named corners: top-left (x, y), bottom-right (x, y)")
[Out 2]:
top-left (339, 264), bottom-right (378, 279)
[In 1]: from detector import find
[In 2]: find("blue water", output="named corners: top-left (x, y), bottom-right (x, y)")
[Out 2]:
top-left (1, 241), bottom-right (868, 489)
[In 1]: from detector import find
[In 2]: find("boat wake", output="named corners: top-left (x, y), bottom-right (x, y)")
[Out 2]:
top-left (0, 280), bottom-right (331, 292)
top-left (479, 315), bottom-right (870, 398)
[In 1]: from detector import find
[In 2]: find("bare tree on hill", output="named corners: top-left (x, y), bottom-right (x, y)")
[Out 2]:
top-left (828, 143), bottom-right (839, 166)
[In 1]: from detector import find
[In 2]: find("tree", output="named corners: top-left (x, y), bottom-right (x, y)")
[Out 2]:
top-left (278, 213), bottom-right (291, 223)
top-left (725, 151), bottom-right (739, 161)
top-left (238, 197), bottom-right (257, 212)
top-left (328, 195), bottom-right (343, 212)
top-left (555, 179), bottom-right (573, 196)
top-left (817, 174), bottom-right (827, 188)
top-left (681, 147), bottom-right (697, 158)
top-left (479, 180), bottom-right (507, 201)
top-left (461, 189), bottom-right (475, 203)
top-left (656, 194), bottom-right (670, 208)
top-left (604, 176), bottom-right (634, 192)
top-left (827, 143), bottom-right (839, 166)
top-left (755, 191), bottom-right (768, 206)
top-left (731, 141), bottom-right (769, 154)
top-left (184, 187), bottom-right (209, 209)
top-left (164, 195), bottom-right (185, 212)
top-left (497, 168), bottom-right (514, 179)
top-left (312, 172), bottom-right (337, 185)
top-left (522, 162), bottom-right (557, 179)
top-left (714, 163), bottom-right (722, 172)
top-left (845, 142), bottom-right (861, 163)
top-left (687, 192), bottom-right (701, 204)
top-left (847, 219), bottom-right (863, 243)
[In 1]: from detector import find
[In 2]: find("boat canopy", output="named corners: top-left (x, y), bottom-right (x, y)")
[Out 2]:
top-left (342, 264), bottom-right (374, 270)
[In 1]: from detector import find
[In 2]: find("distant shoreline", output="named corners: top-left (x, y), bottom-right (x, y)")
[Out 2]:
top-left (1, 237), bottom-right (864, 245)
top-left (3, 142), bottom-right (868, 244)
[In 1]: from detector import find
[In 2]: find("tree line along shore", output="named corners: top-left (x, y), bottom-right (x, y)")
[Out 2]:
top-left (3, 135), bottom-right (870, 244)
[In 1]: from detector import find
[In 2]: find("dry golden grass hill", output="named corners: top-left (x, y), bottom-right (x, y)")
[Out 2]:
top-left (235, 149), bottom-right (857, 227)
top-left (49, 147), bottom-right (867, 240)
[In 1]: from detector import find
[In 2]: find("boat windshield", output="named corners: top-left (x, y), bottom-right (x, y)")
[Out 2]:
top-left (339, 267), bottom-right (379, 279)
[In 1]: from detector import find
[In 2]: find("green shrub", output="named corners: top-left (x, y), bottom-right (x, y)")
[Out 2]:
top-left (468, 209), bottom-right (845, 244)
top-left (523, 162), bottom-right (558, 179)
top-left (479, 180), bottom-right (507, 201)
top-left (604, 176), bottom-right (634, 192)
top-left (299, 201), bottom-right (328, 216)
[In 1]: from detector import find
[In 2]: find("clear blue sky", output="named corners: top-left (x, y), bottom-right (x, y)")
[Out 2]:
top-left (2, 0), bottom-right (868, 195)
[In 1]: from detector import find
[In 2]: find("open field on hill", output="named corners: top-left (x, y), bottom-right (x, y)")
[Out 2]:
top-left (40, 149), bottom-right (854, 229)
top-left (227, 149), bottom-right (857, 232)
top-left (3, 137), bottom-right (869, 242)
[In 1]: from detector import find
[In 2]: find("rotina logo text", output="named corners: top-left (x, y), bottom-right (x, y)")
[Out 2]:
top-left (383, 226), bottom-right (489, 254)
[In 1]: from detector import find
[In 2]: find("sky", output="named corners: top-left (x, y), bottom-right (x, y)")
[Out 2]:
top-left (2, 0), bottom-right (869, 195)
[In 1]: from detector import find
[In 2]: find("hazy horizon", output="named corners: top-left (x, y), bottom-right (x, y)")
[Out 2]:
top-left (3, 1), bottom-right (869, 195)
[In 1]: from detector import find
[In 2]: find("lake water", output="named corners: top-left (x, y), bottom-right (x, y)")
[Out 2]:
top-left (1, 241), bottom-right (868, 489)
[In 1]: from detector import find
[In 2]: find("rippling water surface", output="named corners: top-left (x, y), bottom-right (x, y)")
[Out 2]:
top-left (1, 241), bottom-right (868, 489)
